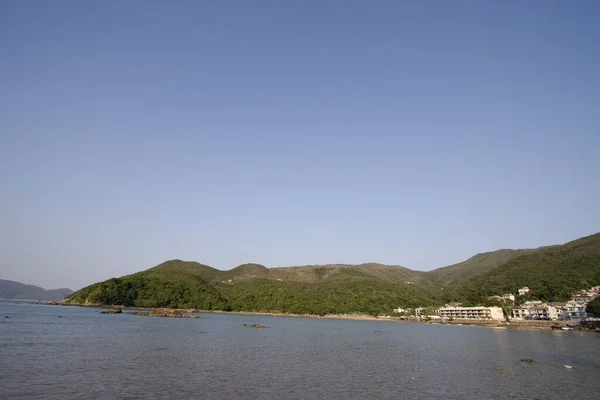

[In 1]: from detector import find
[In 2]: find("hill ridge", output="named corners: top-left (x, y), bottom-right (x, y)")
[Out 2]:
top-left (64, 232), bottom-right (600, 315)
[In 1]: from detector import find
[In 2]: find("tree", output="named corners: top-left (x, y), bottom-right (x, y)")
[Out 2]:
top-left (586, 297), bottom-right (600, 317)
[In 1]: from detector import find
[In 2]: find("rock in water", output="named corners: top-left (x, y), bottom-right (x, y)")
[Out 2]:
top-left (131, 308), bottom-right (199, 318)
top-left (100, 309), bottom-right (122, 314)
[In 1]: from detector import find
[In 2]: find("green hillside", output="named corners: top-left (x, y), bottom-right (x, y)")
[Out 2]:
top-left (428, 249), bottom-right (532, 286)
top-left (66, 265), bottom-right (228, 310)
top-left (65, 261), bottom-right (438, 315)
top-left (447, 233), bottom-right (600, 304)
top-left (216, 275), bottom-right (436, 315)
top-left (64, 232), bottom-right (600, 314)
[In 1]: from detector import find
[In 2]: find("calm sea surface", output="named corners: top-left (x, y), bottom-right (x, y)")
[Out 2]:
top-left (1, 301), bottom-right (599, 399)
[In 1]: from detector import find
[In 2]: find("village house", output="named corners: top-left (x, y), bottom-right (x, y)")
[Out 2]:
top-left (488, 294), bottom-right (514, 303)
top-left (518, 287), bottom-right (530, 296)
top-left (522, 300), bottom-right (543, 307)
top-left (511, 302), bottom-right (559, 321)
top-left (511, 306), bottom-right (530, 320)
top-left (529, 305), bottom-right (559, 320)
top-left (501, 294), bottom-right (515, 302)
top-left (548, 302), bottom-right (568, 320)
top-left (571, 292), bottom-right (596, 304)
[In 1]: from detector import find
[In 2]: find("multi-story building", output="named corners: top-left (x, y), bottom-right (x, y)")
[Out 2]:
top-left (511, 303), bottom-right (559, 321)
top-left (529, 305), bottom-right (559, 320)
top-left (438, 306), bottom-right (505, 321)
top-left (512, 307), bottom-right (530, 320)
top-left (565, 300), bottom-right (588, 321)
top-left (549, 302), bottom-right (567, 320)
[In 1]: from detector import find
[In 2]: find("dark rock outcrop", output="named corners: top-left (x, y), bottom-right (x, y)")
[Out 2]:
top-left (100, 309), bottom-right (122, 314)
top-left (131, 309), bottom-right (200, 318)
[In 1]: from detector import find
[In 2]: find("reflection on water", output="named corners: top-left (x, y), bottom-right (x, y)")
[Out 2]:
top-left (1, 301), bottom-right (599, 399)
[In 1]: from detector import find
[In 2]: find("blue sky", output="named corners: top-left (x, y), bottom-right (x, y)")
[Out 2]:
top-left (1, 1), bottom-right (599, 290)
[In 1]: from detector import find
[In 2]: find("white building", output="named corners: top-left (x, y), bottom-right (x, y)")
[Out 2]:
top-left (565, 300), bottom-right (588, 321)
top-left (501, 294), bottom-right (515, 302)
top-left (511, 303), bottom-right (559, 321)
top-left (393, 308), bottom-right (406, 314)
top-left (571, 293), bottom-right (595, 304)
top-left (512, 307), bottom-right (530, 320)
top-left (549, 303), bottom-right (568, 320)
top-left (529, 306), bottom-right (559, 320)
top-left (438, 306), bottom-right (505, 321)
top-left (518, 287), bottom-right (530, 296)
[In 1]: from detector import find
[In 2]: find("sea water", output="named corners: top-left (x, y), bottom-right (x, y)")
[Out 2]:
top-left (1, 300), bottom-right (599, 399)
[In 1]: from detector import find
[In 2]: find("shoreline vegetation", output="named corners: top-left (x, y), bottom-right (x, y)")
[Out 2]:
top-left (48, 301), bottom-right (598, 331)
top-left (61, 233), bottom-right (600, 321)
top-left (33, 232), bottom-right (599, 330)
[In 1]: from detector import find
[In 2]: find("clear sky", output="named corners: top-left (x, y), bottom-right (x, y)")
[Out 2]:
top-left (1, 1), bottom-right (599, 290)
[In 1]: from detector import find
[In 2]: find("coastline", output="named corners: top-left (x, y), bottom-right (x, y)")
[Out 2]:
top-left (48, 302), bottom-right (592, 330)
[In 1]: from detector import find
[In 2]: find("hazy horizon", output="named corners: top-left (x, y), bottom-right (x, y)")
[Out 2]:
top-left (2, 1), bottom-right (599, 290)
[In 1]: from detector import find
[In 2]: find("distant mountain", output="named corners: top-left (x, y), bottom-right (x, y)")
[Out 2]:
top-left (64, 233), bottom-right (600, 314)
top-left (0, 279), bottom-right (73, 301)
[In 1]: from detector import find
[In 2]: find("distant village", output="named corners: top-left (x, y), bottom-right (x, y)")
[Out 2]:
top-left (392, 286), bottom-right (600, 324)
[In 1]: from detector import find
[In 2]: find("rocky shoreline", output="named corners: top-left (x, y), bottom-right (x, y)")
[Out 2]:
top-left (53, 302), bottom-right (599, 331)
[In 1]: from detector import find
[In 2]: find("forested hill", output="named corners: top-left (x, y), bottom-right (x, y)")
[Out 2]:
top-left (427, 249), bottom-right (533, 286)
top-left (446, 233), bottom-right (600, 304)
top-left (64, 233), bottom-right (600, 315)
top-left (65, 260), bottom-right (438, 315)
top-left (0, 279), bottom-right (73, 301)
